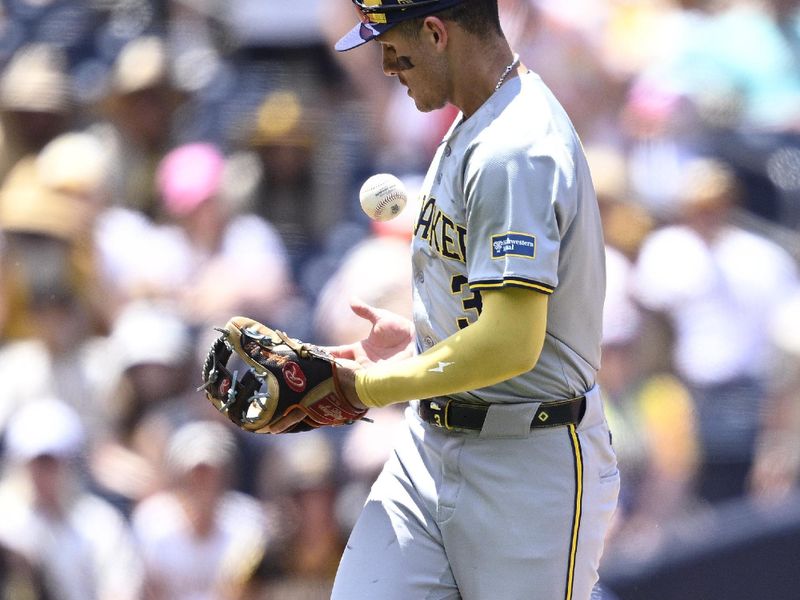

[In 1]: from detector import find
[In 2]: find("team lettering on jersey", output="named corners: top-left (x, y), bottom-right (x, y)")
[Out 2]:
top-left (414, 195), bottom-right (467, 263)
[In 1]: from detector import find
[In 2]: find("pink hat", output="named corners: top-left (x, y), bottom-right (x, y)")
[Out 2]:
top-left (157, 142), bottom-right (224, 217)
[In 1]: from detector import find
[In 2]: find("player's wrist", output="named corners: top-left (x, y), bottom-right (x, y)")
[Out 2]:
top-left (354, 369), bottom-right (380, 409)
top-left (332, 360), bottom-right (370, 410)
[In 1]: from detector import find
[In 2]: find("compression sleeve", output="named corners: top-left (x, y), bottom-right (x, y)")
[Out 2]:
top-left (355, 287), bottom-right (548, 408)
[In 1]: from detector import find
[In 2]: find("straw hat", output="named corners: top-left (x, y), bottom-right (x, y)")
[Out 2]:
top-left (249, 90), bottom-right (315, 148)
top-left (0, 157), bottom-right (91, 240)
top-left (103, 36), bottom-right (187, 112)
top-left (112, 36), bottom-right (170, 95)
top-left (36, 132), bottom-right (110, 199)
top-left (677, 158), bottom-right (737, 210)
top-left (0, 44), bottom-right (72, 113)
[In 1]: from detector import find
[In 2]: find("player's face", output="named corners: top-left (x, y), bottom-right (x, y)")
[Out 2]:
top-left (378, 26), bottom-right (449, 113)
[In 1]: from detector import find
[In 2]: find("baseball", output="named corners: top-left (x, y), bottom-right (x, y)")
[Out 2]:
top-left (359, 173), bottom-right (408, 221)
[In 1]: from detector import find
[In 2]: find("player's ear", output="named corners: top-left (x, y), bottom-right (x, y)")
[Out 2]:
top-left (422, 16), bottom-right (448, 52)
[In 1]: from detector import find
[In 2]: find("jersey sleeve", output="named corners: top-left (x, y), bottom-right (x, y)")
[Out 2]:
top-left (463, 137), bottom-right (575, 294)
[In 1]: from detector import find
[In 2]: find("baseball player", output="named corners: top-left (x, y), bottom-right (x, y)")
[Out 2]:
top-left (241, 0), bottom-right (620, 598)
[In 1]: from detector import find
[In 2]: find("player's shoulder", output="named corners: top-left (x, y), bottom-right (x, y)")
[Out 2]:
top-left (502, 72), bottom-right (573, 132)
top-left (468, 72), bottom-right (579, 160)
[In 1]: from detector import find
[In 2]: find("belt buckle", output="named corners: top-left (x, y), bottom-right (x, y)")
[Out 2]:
top-left (427, 399), bottom-right (452, 430)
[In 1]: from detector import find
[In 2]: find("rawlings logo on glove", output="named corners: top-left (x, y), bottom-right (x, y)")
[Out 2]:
top-left (199, 317), bottom-right (368, 433)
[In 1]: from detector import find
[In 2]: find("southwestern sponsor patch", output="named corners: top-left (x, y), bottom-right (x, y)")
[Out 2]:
top-left (491, 232), bottom-right (537, 259)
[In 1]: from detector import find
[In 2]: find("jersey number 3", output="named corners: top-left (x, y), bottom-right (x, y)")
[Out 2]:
top-left (451, 275), bottom-right (483, 329)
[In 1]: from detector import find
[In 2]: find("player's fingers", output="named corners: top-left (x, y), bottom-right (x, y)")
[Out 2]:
top-left (266, 408), bottom-right (306, 434)
top-left (349, 297), bottom-right (381, 324)
top-left (325, 345), bottom-right (357, 360)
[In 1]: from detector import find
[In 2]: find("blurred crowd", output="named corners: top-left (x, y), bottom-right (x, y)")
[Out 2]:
top-left (0, 0), bottom-right (798, 598)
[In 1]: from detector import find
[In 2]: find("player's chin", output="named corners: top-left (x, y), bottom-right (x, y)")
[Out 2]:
top-left (411, 93), bottom-right (446, 113)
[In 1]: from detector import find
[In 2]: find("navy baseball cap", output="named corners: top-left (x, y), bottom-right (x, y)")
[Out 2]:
top-left (336, 0), bottom-right (468, 52)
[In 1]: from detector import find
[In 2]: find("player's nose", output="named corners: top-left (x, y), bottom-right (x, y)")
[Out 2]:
top-left (381, 46), bottom-right (398, 77)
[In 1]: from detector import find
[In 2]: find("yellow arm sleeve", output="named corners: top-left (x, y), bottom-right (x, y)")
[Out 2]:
top-left (355, 287), bottom-right (548, 408)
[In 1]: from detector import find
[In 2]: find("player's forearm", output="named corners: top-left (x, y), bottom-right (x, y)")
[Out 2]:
top-left (356, 288), bottom-right (548, 408)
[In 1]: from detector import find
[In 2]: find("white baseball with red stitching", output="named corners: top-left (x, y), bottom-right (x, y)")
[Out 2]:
top-left (359, 173), bottom-right (408, 221)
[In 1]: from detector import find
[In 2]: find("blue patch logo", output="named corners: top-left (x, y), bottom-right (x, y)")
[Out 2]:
top-left (491, 232), bottom-right (536, 259)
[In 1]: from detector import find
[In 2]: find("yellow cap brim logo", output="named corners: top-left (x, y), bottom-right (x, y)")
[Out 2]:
top-left (355, 0), bottom-right (388, 24)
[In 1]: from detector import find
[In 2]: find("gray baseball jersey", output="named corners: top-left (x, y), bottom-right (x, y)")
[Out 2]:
top-left (333, 71), bottom-right (619, 600)
top-left (411, 70), bottom-right (606, 403)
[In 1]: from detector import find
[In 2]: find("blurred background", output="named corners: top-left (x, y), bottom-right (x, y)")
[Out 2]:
top-left (0, 0), bottom-right (798, 598)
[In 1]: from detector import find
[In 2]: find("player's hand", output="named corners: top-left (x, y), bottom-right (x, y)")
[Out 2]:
top-left (326, 299), bottom-right (415, 367)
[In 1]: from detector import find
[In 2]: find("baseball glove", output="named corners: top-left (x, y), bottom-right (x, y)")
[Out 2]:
top-left (199, 316), bottom-right (368, 433)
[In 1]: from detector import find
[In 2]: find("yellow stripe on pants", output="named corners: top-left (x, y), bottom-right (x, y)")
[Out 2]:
top-left (565, 423), bottom-right (584, 600)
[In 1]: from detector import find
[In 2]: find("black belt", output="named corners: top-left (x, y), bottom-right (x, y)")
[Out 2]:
top-left (418, 396), bottom-right (586, 431)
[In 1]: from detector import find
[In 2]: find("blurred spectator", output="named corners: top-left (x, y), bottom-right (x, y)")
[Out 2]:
top-left (585, 144), bottom-right (654, 261)
top-left (749, 286), bottom-right (800, 504)
top-left (0, 153), bottom-right (90, 342)
top-left (94, 202), bottom-right (197, 310)
top-left (505, 0), bottom-right (626, 142)
top-left (0, 398), bottom-right (144, 600)
top-left (92, 35), bottom-right (188, 216)
top-left (585, 143), bottom-right (667, 378)
top-left (95, 141), bottom-right (294, 326)
top-left (245, 89), bottom-right (354, 272)
top-left (0, 131), bottom-right (113, 340)
top-left (131, 419), bottom-right (268, 600)
top-left (0, 283), bottom-right (104, 436)
top-left (0, 43), bottom-right (73, 181)
top-left (616, 0), bottom-right (726, 218)
top-left (0, 131), bottom-right (116, 439)
top-left (33, 131), bottom-right (114, 328)
top-left (239, 433), bottom-right (346, 599)
top-left (633, 157), bottom-right (798, 504)
top-left (223, 0), bottom-right (347, 96)
top-left (645, 0), bottom-right (800, 132)
top-left (157, 141), bottom-right (294, 326)
top-left (601, 0), bottom-right (721, 81)
top-left (600, 245), bottom-right (701, 559)
top-left (89, 300), bottom-right (206, 511)
top-left (622, 0), bottom-right (800, 222)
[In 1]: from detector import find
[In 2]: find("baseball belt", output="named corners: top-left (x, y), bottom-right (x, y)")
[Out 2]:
top-left (418, 395), bottom-right (586, 431)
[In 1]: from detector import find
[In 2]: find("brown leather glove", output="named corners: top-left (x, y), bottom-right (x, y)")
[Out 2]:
top-left (200, 317), bottom-right (368, 433)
